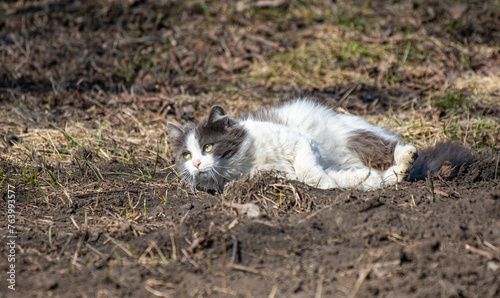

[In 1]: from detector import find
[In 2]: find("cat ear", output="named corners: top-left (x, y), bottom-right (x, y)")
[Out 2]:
top-left (208, 106), bottom-right (236, 127)
top-left (167, 122), bottom-right (184, 140)
top-left (208, 106), bottom-right (237, 127)
top-left (208, 106), bottom-right (227, 122)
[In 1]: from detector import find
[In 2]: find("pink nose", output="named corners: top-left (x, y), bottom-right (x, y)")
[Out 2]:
top-left (193, 160), bottom-right (201, 169)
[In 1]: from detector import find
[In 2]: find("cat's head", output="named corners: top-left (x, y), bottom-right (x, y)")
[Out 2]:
top-left (167, 105), bottom-right (247, 192)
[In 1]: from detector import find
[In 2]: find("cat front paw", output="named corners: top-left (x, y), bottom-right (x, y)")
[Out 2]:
top-left (384, 144), bottom-right (417, 184)
top-left (314, 176), bottom-right (339, 189)
top-left (394, 144), bottom-right (417, 171)
top-left (303, 172), bottom-right (339, 189)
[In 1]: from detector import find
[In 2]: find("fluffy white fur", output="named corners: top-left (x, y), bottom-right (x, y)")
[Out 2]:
top-left (170, 99), bottom-right (417, 191)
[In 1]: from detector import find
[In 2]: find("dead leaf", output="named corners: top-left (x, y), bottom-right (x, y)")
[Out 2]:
top-left (447, 4), bottom-right (467, 20)
top-left (438, 160), bottom-right (452, 180)
top-left (236, 0), bottom-right (286, 12)
top-left (432, 107), bottom-right (444, 121)
top-left (223, 201), bottom-right (261, 218)
top-left (212, 56), bottom-right (251, 73)
top-left (246, 34), bottom-right (285, 52)
top-left (434, 188), bottom-right (450, 197)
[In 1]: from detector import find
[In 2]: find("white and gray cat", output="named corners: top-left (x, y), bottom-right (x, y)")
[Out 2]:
top-left (168, 99), bottom-right (473, 192)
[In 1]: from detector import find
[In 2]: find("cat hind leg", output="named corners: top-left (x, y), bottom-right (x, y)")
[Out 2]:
top-left (292, 142), bottom-right (339, 189)
top-left (382, 144), bottom-right (417, 185)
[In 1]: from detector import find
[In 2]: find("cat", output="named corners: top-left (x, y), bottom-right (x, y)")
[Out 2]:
top-left (167, 99), bottom-right (474, 192)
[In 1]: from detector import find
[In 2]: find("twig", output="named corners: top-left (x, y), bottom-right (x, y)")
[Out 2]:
top-left (138, 241), bottom-right (156, 264)
top-left (105, 234), bottom-right (132, 257)
top-left (181, 248), bottom-right (199, 269)
top-left (179, 210), bottom-right (190, 225)
top-left (229, 264), bottom-right (264, 275)
top-left (338, 82), bottom-right (359, 106)
top-left (230, 235), bottom-right (238, 264)
top-left (86, 243), bottom-right (105, 258)
top-left (170, 232), bottom-right (177, 261)
top-left (71, 236), bottom-right (84, 270)
top-left (246, 34), bottom-right (285, 52)
top-left (465, 244), bottom-right (493, 259)
top-left (348, 268), bottom-right (371, 298)
top-left (221, 238), bottom-right (226, 266)
top-left (70, 216), bottom-right (80, 230)
top-left (315, 276), bottom-right (324, 298)
top-left (484, 241), bottom-right (500, 253)
top-left (144, 279), bottom-right (176, 297)
top-left (62, 187), bottom-right (73, 207)
top-left (268, 284), bottom-right (278, 298)
top-left (186, 236), bottom-right (204, 254)
top-left (56, 236), bottom-right (73, 261)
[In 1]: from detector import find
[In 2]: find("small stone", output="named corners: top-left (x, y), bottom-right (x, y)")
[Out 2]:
top-left (487, 261), bottom-right (499, 272)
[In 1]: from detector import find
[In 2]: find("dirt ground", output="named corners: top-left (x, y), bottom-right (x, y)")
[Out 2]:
top-left (1, 1), bottom-right (499, 297)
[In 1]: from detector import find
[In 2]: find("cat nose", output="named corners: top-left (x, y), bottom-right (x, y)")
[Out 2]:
top-left (193, 160), bottom-right (201, 169)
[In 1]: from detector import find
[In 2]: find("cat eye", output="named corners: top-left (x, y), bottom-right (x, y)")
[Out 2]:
top-left (203, 144), bottom-right (214, 153)
top-left (182, 152), bottom-right (191, 159)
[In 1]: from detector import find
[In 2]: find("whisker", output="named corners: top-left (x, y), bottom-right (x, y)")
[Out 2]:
top-left (209, 170), bottom-right (219, 187)
top-left (189, 173), bottom-right (197, 194)
top-left (212, 165), bottom-right (236, 170)
top-left (212, 167), bottom-right (232, 181)
top-left (177, 172), bottom-right (192, 195)
top-left (167, 168), bottom-right (187, 184)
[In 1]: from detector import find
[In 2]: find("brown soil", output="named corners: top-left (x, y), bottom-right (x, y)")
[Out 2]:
top-left (1, 153), bottom-right (500, 297)
top-left (1, 1), bottom-right (499, 297)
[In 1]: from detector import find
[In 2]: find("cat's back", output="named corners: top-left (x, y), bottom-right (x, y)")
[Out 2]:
top-left (242, 99), bottom-right (398, 149)
top-left (245, 99), bottom-right (334, 129)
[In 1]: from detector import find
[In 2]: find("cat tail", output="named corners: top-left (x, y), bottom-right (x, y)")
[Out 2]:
top-left (407, 141), bottom-right (476, 181)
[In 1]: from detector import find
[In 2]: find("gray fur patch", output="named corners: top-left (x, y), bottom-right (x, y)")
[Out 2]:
top-left (168, 123), bottom-right (196, 172)
top-left (169, 122), bottom-right (195, 149)
top-left (168, 107), bottom-right (247, 172)
top-left (195, 116), bottom-right (247, 160)
top-left (348, 130), bottom-right (397, 171)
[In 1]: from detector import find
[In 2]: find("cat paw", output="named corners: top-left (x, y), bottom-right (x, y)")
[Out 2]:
top-left (314, 176), bottom-right (339, 189)
top-left (383, 144), bottom-right (417, 184)
top-left (394, 144), bottom-right (417, 171)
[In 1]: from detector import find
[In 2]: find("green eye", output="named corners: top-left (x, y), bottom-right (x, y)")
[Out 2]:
top-left (203, 144), bottom-right (214, 153)
top-left (183, 152), bottom-right (191, 159)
